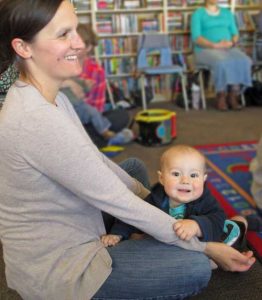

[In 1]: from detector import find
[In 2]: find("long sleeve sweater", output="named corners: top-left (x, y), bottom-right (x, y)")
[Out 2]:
top-left (0, 80), bottom-right (206, 300)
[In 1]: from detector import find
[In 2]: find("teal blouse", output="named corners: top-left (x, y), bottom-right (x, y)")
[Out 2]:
top-left (191, 7), bottom-right (238, 52)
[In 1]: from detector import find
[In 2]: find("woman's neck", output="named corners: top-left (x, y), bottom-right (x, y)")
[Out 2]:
top-left (19, 74), bottom-right (59, 105)
top-left (205, 4), bottom-right (219, 12)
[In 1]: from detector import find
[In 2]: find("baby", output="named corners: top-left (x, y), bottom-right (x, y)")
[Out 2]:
top-left (101, 145), bottom-right (246, 248)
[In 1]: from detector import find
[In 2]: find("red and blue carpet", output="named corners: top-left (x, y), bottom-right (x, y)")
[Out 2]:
top-left (196, 141), bottom-right (262, 261)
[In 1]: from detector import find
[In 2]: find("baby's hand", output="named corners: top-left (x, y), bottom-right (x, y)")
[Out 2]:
top-left (101, 234), bottom-right (122, 247)
top-left (173, 219), bottom-right (200, 241)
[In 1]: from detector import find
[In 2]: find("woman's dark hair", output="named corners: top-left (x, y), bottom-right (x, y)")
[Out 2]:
top-left (0, 0), bottom-right (64, 74)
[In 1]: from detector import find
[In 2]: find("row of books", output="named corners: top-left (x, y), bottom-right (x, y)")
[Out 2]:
top-left (96, 35), bottom-right (191, 57)
top-left (97, 37), bottom-right (138, 55)
top-left (97, 0), bottom-right (164, 10)
top-left (96, 13), bottom-right (163, 34)
top-left (102, 52), bottom-right (187, 75)
top-left (235, 11), bottom-right (256, 31)
top-left (73, 0), bottom-right (91, 10)
top-left (72, 0), bottom-right (260, 12)
top-left (168, 12), bottom-right (191, 31)
top-left (108, 77), bottom-right (136, 98)
top-left (235, 0), bottom-right (261, 4)
top-left (102, 57), bottom-right (137, 75)
top-left (170, 35), bottom-right (192, 51)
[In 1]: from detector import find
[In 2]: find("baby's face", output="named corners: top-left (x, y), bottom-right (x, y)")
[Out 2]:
top-left (158, 151), bottom-right (207, 207)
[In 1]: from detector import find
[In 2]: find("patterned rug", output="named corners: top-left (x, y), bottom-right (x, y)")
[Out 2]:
top-left (196, 141), bottom-right (262, 261)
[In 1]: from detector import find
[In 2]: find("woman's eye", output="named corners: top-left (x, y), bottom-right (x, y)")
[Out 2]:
top-left (59, 31), bottom-right (69, 38)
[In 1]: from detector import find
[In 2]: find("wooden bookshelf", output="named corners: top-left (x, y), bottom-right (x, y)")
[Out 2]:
top-left (71, 0), bottom-right (260, 100)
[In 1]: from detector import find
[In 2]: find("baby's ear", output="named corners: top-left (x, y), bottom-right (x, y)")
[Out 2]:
top-left (204, 173), bottom-right (208, 182)
top-left (157, 170), bottom-right (163, 185)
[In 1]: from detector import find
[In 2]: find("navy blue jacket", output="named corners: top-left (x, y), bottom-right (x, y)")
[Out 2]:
top-left (110, 183), bottom-right (226, 242)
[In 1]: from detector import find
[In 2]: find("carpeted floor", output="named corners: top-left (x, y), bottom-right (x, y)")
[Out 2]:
top-left (1, 102), bottom-right (262, 299)
top-left (195, 141), bottom-right (262, 261)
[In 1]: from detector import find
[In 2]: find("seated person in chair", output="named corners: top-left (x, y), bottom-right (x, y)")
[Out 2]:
top-left (191, 0), bottom-right (252, 111)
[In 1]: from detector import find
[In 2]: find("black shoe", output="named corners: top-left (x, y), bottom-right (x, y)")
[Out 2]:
top-left (221, 220), bottom-right (247, 250)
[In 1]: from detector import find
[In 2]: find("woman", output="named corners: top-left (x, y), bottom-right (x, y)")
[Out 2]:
top-left (0, 1), bottom-right (255, 299)
top-left (191, 0), bottom-right (252, 111)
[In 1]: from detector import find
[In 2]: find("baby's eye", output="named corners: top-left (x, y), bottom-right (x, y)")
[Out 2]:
top-left (172, 171), bottom-right (180, 177)
top-left (191, 173), bottom-right (199, 178)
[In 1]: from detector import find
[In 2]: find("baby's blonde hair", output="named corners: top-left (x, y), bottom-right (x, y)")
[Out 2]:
top-left (159, 145), bottom-right (207, 172)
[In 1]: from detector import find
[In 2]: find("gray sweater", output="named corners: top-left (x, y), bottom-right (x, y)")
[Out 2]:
top-left (0, 81), bottom-right (206, 300)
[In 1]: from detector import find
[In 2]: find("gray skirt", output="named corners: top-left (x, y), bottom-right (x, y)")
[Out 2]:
top-left (195, 48), bottom-right (252, 92)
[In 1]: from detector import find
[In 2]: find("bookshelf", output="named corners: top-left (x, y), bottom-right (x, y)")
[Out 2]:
top-left (233, 0), bottom-right (260, 58)
top-left (71, 0), bottom-right (260, 101)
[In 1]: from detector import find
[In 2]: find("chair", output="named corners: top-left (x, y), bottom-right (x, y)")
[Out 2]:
top-left (195, 62), bottom-right (246, 108)
top-left (136, 33), bottom-right (189, 110)
top-left (194, 64), bottom-right (209, 110)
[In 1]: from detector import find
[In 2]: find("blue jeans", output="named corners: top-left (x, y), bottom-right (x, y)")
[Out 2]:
top-left (118, 158), bottom-right (151, 190)
top-left (93, 239), bottom-right (211, 299)
top-left (98, 159), bottom-right (211, 299)
top-left (73, 101), bottom-right (111, 134)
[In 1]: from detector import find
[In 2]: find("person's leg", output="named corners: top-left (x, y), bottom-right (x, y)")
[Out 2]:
top-left (104, 109), bottom-right (130, 133)
top-left (93, 239), bottom-right (211, 299)
top-left (118, 157), bottom-right (151, 190)
top-left (84, 124), bottom-right (108, 148)
top-left (216, 91), bottom-right (228, 111)
top-left (103, 158), bottom-right (151, 233)
top-left (227, 84), bottom-right (242, 110)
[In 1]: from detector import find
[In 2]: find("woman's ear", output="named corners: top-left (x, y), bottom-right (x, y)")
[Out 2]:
top-left (11, 38), bottom-right (32, 59)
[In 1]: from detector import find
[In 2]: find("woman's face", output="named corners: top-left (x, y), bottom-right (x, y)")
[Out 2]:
top-left (26, 0), bottom-right (85, 84)
top-left (205, 0), bottom-right (218, 5)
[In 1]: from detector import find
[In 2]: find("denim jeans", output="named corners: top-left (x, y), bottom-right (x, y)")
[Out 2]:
top-left (118, 158), bottom-right (151, 190)
top-left (98, 159), bottom-right (211, 299)
top-left (73, 101), bottom-right (111, 134)
top-left (93, 239), bottom-right (211, 299)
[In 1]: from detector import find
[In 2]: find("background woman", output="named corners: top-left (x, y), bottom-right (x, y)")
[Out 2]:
top-left (191, 0), bottom-right (252, 111)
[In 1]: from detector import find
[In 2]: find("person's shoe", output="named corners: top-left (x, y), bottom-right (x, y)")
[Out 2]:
top-left (221, 219), bottom-right (247, 250)
top-left (108, 128), bottom-right (134, 146)
top-left (221, 220), bottom-right (241, 246)
top-left (216, 92), bottom-right (228, 111)
top-left (227, 91), bottom-right (242, 110)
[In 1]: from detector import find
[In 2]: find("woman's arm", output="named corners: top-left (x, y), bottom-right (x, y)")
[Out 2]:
top-left (19, 102), bottom-right (206, 253)
top-left (194, 36), bottom-right (233, 49)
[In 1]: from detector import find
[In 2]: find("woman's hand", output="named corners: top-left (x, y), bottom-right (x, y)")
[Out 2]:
top-left (204, 242), bottom-right (255, 272)
top-left (213, 40), bottom-right (233, 49)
